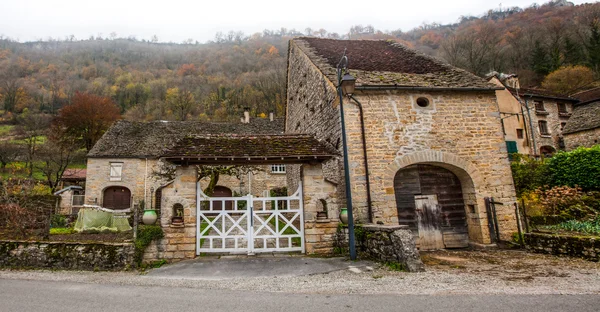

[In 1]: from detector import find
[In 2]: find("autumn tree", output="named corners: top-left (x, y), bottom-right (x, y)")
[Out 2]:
top-left (16, 112), bottom-right (52, 176)
top-left (34, 124), bottom-right (81, 192)
top-left (166, 87), bottom-right (196, 121)
top-left (55, 92), bottom-right (120, 151)
top-left (542, 65), bottom-right (596, 95)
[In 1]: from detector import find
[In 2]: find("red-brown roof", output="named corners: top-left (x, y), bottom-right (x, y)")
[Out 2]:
top-left (61, 169), bottom-right (86, 180)
top-left (506, 87), bottom-right (577, 102)
top-left (572, 87), bottom-right (600, 103)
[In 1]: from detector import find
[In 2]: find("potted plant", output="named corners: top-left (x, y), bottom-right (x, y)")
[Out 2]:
top-left (171, 204), bottom-right (184, 225)
top-left (141, 200), bottom-right (158, 225)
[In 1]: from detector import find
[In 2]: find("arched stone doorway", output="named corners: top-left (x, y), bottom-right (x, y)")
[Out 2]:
top-left (394, 164), bottom-right (469, 250)
top-left (212, 186), bottom-right (233, 210)
top-left (540, 145), bottom-right (556, 158)
top-left (103, 186), bottom-right (131, 209)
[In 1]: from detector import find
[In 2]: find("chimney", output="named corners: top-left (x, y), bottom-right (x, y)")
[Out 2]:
top-left (243, 107), bottom-right (250, 124)
top-left (504, 74), bottom-right (520, 89)
top-left (269, 111), bottom-right (274, 122)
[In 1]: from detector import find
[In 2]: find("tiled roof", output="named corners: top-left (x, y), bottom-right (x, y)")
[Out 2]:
top-left (563, 100), bottom-right (600, 134)
top-left (88, 119), bottom-right (285, 158)
top-left (60, 169), bottom-right (86, 180)
top-left (506, 87), bottom-right (577, 101)
top-left (572, 87), bottom-right (600, 103)
top-left (293, 37), bottom-right (498, 89)
top-left (162, 134), bottom-right (337, 163)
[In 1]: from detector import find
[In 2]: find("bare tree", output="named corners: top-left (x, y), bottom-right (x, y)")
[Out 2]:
top-left (16, 113), bottom-right (52, 177)
top-left (0, 142), bottom-right (23, 168)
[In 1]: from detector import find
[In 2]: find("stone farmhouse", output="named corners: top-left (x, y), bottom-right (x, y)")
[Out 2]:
top-left (83, 37), bottom-right (525, 261)
top-left (488, 73), bottom-right (578, 156)
top-left (286, 38), bottom-right (518, 249)
top-left (85, 118), bottom-right (288, 212)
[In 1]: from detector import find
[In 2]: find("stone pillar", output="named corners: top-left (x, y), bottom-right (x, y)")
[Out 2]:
top-left (302, 163), bottom-right (340, 254)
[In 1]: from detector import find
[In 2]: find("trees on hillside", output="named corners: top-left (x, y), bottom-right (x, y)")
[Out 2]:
top-left (54, 92), bottom-right (120, 152)
top-left (542, 65), bottom-right (596, 94)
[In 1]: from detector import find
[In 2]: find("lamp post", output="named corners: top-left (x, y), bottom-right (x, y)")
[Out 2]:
top-left (337, 51), bottom-right (357, 260)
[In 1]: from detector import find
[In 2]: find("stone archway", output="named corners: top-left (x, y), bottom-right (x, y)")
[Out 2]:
top-left (394, 164), bottom-right (468, 250)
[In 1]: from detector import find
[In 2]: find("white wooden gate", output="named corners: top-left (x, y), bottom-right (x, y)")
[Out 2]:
top-left (196, 182), bottom-right (304, 255)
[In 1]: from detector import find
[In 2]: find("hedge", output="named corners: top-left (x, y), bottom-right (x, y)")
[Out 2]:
top-left (547, 145), bottom-right (600, 191)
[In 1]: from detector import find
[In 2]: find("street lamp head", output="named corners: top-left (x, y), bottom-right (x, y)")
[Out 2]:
top-left (340, 73), bottom-right (356, 96)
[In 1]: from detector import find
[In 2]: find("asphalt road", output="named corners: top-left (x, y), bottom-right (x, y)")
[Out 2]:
top-left (1, 279), bottom-right (599, 312)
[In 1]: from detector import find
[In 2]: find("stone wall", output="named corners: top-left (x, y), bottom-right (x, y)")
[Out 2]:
top-left (287, 39), bottom-right (518, 244)
top-left (525, 232), bottom-right (600, 261)
top-left (334, 225), bottom-right (425, 272)
top-left (523, 98), bottom-right (573, 154)
top-left (0, 240), bottom-right (134, 270)
top-left (564, 128), bottom-right (600, 150)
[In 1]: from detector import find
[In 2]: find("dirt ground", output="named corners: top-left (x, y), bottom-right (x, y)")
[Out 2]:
top-left (419, 248), bottom-right (600, 282)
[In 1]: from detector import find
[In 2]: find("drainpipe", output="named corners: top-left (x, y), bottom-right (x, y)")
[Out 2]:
top-left (524, 98), bottom-right (538, 155)
top-left (144, 158), bottom-right (148, 209)
top-left (349, 95), bottom-right (373, 224)
top-left (519, 103), bottom-right (532, 153)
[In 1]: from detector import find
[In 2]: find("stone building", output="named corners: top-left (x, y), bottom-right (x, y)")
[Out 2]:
top-left (286, 38), bottom-right (519, 249)
top-left (85, 118), bottom-right (288, 211)
top-left (562, 99), bottom-right (600, 150)
top-left (488, 74), bottom-right (578, 156)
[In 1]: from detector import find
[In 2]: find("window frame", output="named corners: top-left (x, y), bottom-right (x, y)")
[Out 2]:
top-left (534, 100), bottom-right (545, 112)
top-left (538, 120), bottom-right (550, 136)
top-left (516, 128), bottom-right (524, 139)
top-left (109, 162), bottom-right (123, 182)
top-left (557, 102), bottom-right (568, 114)
top-left (270, 164), bottom-right (286, 174)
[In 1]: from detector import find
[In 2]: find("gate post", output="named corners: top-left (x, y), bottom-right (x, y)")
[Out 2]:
top-left (247, 194), bottom-right (254, 255)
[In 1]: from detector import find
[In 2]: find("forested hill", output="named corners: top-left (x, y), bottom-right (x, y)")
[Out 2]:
top-left (1, 0), bottom-right (599, 123)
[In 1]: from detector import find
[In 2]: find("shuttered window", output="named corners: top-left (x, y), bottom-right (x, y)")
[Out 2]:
top-left (506, 141), bottom-right (518, 155)
top-left (538, 121), bottom-right (550, 135)
top-left (110, 162), bottom-right (123, 181)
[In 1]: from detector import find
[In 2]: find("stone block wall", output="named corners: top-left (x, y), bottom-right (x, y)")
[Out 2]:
top-left (524, 98), bottom-right (573, 154)
top-left (564, 128), bottom-right (600, 150)
top-left (0, 240), bottom-right (134, 270)
top-left (525, 232), bottom-right (600, 261)
top-left (287, 39), bottom-right (518, 245)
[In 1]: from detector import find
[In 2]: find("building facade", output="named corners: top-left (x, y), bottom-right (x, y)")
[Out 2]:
top-left (286, 38), bottom-right (519, 248)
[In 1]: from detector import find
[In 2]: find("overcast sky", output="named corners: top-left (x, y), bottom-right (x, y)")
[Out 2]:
top-left (0, 0), bottom-right (592, 43)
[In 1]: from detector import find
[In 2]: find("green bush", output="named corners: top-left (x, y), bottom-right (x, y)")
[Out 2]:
top-left (50, 214), bottom-right (68, 228)
top-left (510, 154), bottom-right (550, 197)
top-left (547, 145), bottom-right (600, 191)
top-left (134, 225), bottom-right (164, 266)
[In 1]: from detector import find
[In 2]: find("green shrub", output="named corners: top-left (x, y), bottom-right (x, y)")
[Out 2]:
top-left (550, 216), bottom-right (600, 235)
top-left (49, 227), bottom-right (74, 235)
top-left (134, 225), bottom-right (164, 266)
top-left (50, 214), bottom-right (68, 228)
top-left (547, 145), bottom-right (600, 191)
top-left (510, 154), bottom-right (550, 197)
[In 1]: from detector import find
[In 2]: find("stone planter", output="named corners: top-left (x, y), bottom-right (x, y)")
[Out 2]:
top-left (142, 210), bottom-right (158, 225)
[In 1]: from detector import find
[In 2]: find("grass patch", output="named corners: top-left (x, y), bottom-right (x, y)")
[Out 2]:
top-left (49, 227), bottom-right (75, 235)
top-left (0, 124), bottom-right (14, 136)
top-left (384, 262), bottom-right (406, 272)
top-left (268, 216), bottom-right (301, 246)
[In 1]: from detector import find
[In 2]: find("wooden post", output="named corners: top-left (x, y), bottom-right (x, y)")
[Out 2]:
top-left (133, 196), bottom-right (138, 240)
top-left (514, 203), bottom-right (524, 246)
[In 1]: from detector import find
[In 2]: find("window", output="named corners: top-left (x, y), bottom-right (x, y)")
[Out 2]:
top-left (534, 100), bottom-right (545, 111)
top-left (560, 122), bottom-right (567, 131)
top-left (271, 164), bottom-right (286, 173)
top-left (557, 103), bottom-right (568, 114)
top-left (538, 120), bottom-right (550, 136)
top-left (109, 162), bottom-right (123, 181)
top-left (416, 97), bottom-right (430, 107)
top-left (516, 129), bottom-right (524, 139)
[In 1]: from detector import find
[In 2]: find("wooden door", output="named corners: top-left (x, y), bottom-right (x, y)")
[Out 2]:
top-left (212, 186), bottom-right (233, 210)
top-left (103, 186), bottom-right (131, 209)
top-left (415, 195), bottom-right (444, 250)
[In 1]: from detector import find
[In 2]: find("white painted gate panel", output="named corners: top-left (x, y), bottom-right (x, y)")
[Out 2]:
top-left (196, 182), bottom-right (304, 255)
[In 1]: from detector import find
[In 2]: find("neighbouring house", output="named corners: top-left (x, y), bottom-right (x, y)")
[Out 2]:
top-left (58, 168), bottom-right (87, 189)
top-left (488, 73), bottom-right (578, 156)
top-left (562, 99), bottom-right (600, 150)
top-left (286, 38), bottom-right (519, 249)
top-left (54, 185), bottom-right (84, 215)
top-left (85, 117), bottom-right (288, 211)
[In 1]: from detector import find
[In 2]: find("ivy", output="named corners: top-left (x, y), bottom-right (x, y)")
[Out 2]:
top-left (134, 225), bottom-right (164, 266)
top-left (547, 145), bottom-right (600, 191)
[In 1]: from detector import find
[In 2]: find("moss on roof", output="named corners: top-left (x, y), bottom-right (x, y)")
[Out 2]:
top-left (293, 37), bottom-right (497, 89)
top-left (88, 118), bottom-right (285, 158)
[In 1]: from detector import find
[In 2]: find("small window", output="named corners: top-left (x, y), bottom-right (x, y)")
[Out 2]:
top-left (534, 100), bottom-right (545, 111)
top-left (538, 120), bottom-right (550, 135)
top-left (271, 164), bottom-right (286, 173)
top-left (516, 129), bottom-right (524, 139)
top-left (109, 162), bottom-right (123, 181)
top-left (416, 97), bottom-right (430, 108)
top-left (560, 122), bottom-right (567, 131)
top-left (557, 103), bottom-right (568, 114)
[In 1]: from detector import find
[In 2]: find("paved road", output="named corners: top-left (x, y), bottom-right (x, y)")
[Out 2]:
top-left (1, 279), bottom-right (599, 312)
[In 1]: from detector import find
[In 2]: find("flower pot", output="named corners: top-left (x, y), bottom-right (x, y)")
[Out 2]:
top-left (339, 208), bottom-right (348, 224)
top-left (142, 209), bottom-right (158, 225)
top-left (171, 216), bottom-right (184, 225)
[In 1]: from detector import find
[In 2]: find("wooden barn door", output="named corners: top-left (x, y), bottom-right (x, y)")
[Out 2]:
top-left (414, 195), bottom-right (444, 250)
top-left (103, 186), bottom-right (131, 209)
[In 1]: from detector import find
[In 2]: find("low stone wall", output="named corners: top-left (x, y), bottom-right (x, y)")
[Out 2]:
top-left (0, 240), bottom-right (134, 270)
top-left (525, 232), bottom-right (600, 261)
top-left (335, 224), bottom-right (425, 272)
